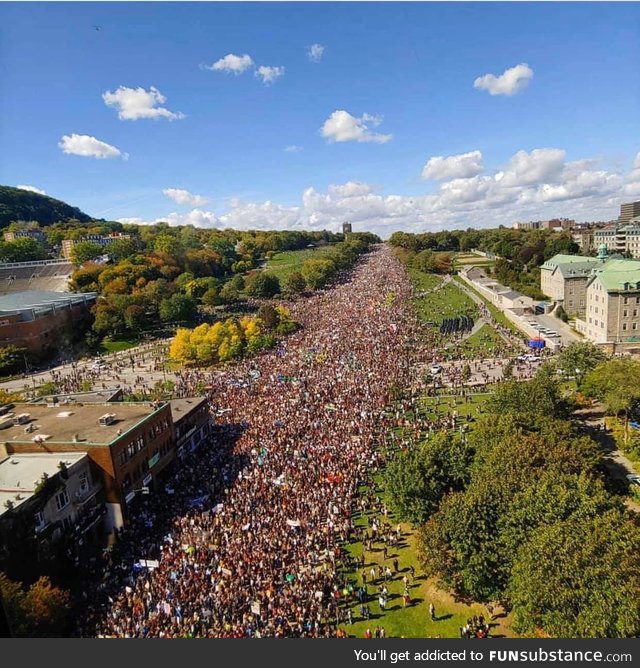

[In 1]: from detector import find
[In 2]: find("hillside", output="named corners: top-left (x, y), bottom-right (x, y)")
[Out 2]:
top-left (0, 185), bottom-right (93, 228)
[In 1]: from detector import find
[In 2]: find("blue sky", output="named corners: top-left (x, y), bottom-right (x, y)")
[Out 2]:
top-left (1, 1), bottom-right (639, 237)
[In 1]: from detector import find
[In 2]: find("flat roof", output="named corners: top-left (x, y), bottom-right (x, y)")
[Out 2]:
top-left (169, 397), bottom-right (207, 420)
top-left (0, 451), bottom-right (87, 515)
top-left (0, 290), bottom-right (97, 314)
top-left (0, 402), bottom-right (162, 446)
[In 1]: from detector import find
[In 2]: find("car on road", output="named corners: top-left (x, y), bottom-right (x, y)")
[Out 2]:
top-left (626, 474), bottom-right (640, 486)
top-left (545, 331), bottom-right (559, 337)
top-left (518, 354), bottom-right (541, 362)
top-left (430, 364), bottom-right (443, 374)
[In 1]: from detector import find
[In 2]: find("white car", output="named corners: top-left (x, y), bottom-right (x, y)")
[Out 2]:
top-left (545, 331), bottom-right (559, 338)
top-left (626, 474), bottom-right (640, 486)
top-left (430, 364), bottom-right (443, 374)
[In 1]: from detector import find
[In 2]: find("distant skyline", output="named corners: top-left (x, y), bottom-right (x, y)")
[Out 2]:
top-left (1, 2), bottom-right (639, 237)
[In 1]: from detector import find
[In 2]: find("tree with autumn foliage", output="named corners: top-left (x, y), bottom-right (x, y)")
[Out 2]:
top-left (0, 573), bottom-right (71, 637)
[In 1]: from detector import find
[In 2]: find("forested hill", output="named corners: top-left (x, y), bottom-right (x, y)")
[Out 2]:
top-left (0, 186), bottom-right (93, 227)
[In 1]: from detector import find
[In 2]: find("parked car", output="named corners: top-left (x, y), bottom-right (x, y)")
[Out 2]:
top-left (626, 474), bottom-right (640, 486)
top-left (430, 364), bottom-right (443, 374)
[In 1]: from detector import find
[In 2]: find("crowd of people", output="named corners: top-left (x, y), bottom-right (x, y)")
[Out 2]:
top-left (75, 246), bottom-right (427, 638)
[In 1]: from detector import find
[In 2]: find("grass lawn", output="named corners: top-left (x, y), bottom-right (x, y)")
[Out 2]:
top-left (408, 268), bottom-right (443, 292)
top-left (455, 324), bottom-right (509, 359)
top-left (100, 336), bottom-right (141, 354)
top-left (265, 246), bottom-right (336, 282)
top-left (417, 392), bottom-right (492, 424)
top-left (410, 271), bottom-right (476, 324)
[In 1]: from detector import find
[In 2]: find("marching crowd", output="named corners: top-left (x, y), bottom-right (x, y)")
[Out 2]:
top-left (77, 246), bottom-right (425, 638)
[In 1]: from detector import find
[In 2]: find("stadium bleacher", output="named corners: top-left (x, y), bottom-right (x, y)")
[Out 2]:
top-left (0, 260), bottom-right (74, 295)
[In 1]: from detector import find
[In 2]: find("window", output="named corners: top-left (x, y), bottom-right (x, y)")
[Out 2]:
top-left (55, 489), bottom-right (69, 511)
top-left (122, 474), bottom-right (132, 490)
top-left (588, 317), bottom-right (592, 324)
top-left (623, 323), bottom-right (628, 331)
top-left (580, 300), bottom-right (585, 307)
top-left (634, 323), bottom-right (638, 331)
top-left (62, 516), bottom-right (74, 531)
top-left (126, 442), bottom-right (136, 459)
top-left (624, 310), bottom-right (628, 317)
top-left (34, 511), bottom-right (45, 531)
top-left (118, 449), bottom-right (127, 467)
top-left (79, 471), bottom-right (89, 493)
top-left (634, 309), bottom-right (638, 317)
top-left (624, 297), bottom-right (629, 305)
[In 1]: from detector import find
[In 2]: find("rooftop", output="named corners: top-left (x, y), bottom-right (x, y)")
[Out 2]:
top-left (542, 254), bottom-right (598, 270)
top-left (0, 402), bottom-right (163, 446)
top-left (0, 451), bottom-right (87, 514)
top-left (169, 397), bottom-right (207, 422)
top-left (0, 290), bottom-right (97, 315)
top-left (591, 259), bottom-right (640, 292)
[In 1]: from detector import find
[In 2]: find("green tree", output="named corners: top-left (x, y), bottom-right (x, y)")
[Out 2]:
top-left (557, 341), bottom-right (607, 388)
top-left (70, 241), bottom-right (103, 265)
top-left (301, 258), bottom-right (336, 290)
top-left (0, 237), bottom-right (47, 262)
top-left (159, 293), bottom-right (196, 323)
top-left (285, 271), bottom-right (307, 294)
top-left (201, 287), bottom-right (219, 307)
top-left (106, 237), bottom-right (137, 261)
top-left (385, 433), bottom-right (473, 526)
top-left (245, 272), bottom-right (281, 298)
top-left (508, 510), bottom-right (640, 637)
top-left (0, 345), bottom-right (26, 375)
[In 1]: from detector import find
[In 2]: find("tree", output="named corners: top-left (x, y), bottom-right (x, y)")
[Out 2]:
top-left (257, 304), bottom-right (279, 330)
top-left (159, 294), bottom-right (196, 323)
top-left (508, 510), bottom-right (640, 637)
top-left (0, 345), bottom-right (26, 376)
top-left (0, 573), bottom-right (70, 637)
top-left (285, 271), bottom-right (307, 294)
top-left (106, 237), bottom-right (137, 261)
top-left (0, 237), bottom-right (46, 262)
top-left (219, 280), bottom-right (242, 304)
top-left (70, 241), bottom-right (103, 265)
top-left (301, 258), bottom-right (335, 290)
top-left (557, 341), bottom-right (607, 388)
top-left (201, 287), bottom-right (219, 307)
top-left (385, 433), bottom-right (473, 526)
top-left (245, 272), bottom-right (281, 298)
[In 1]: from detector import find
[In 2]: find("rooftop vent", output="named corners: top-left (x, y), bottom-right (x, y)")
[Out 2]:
top-left (99, 413), bottom-right (116, 426)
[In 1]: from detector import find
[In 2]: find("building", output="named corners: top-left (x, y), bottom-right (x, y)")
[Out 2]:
top-left (593, 222), bottom-right (640, 258)
top-left (0, 451), bottom-right (104, 576)
top-left (572, 229), bottom-right (594, 253)
top-left (0, 399), bottom-right (213, 532)
top-left (61, 232), bottom-right (130, 260)
top-left (169, 397), bottom-right (213, 459)
top-left (512, 218), bottom-right (573, 231)
top-left (0, 290), bottom-right (97, 356)
top-left (619, 200), bottom-right (640, 224)
top-left (1, 402), bottom-right (175, 531)
top-left (539, 254), bottom-right (601, 316)
top-left (3, 229), bottom-right (47, 244)
top-left (342, 222), bottom-right (353, 235)
top-left (580, 258), bottom-right (640, 346)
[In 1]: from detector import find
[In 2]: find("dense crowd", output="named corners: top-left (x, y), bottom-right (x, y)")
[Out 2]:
top-left (76, 246), bottom-right (426, 637)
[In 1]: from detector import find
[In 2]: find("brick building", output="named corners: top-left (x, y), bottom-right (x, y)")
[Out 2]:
top-left (0, 290), bottom-right (97, 356)
top-left (0, 398), bottom-right (212, 532)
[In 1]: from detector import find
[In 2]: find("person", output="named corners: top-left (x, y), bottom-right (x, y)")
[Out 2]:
top-left (365, 628), bottom-right (372, 639)
top-left (429, 602), bottom-right (436, 621)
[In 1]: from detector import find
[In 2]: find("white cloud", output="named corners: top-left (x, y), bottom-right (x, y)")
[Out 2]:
top-left (59, 133), bottom-right (127, 160)
top-left (499, 148), bottom-right (566, 187)
top-left (207, 53), bottom-right (254, 74)
top-left (102, 86), bottom-right (185, 121)
top-left (117, 150), bottom-right (640, 238)
top-left (284, 145), bottom-right (303, 153)
top-left (328, 181), bottom-right (375, 198)
top-left (422, 150), bottom-right (484, 181)
top-left (16, 184), bottom-right (46, 195)
top-left (162, 188), bottom-right (209, 207)
top-left (320, 110), bottom-right (392, 144)
top-left (474, 63), bottom-right (534, 96)
top-left (308, 44), bottom-right (325, 63)
top-left (255, 65), bottom-right (285, 85)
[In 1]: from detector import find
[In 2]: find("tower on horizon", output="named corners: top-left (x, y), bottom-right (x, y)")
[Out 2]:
top-left (342, 222), bottom-right (352, 235)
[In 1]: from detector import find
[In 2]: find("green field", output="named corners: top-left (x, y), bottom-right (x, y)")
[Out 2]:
top-left (455, 323), bottom-right (509, 358)
top-left (417, 391), bottom-right (492, 424)
top-left (265, 246), bottom-right (336, 281)
top-left (100, 336), bottom-right (141, 353)
top-left (410, 270), bottom-right (476, 323)
top-left (454, 253), bottom-right (495, 268)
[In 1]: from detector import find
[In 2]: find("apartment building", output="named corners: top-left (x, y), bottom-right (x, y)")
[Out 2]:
top-left (61, 232), bottom-right (130, 260)
top-left (619, 200), bottom-right (640, 224)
